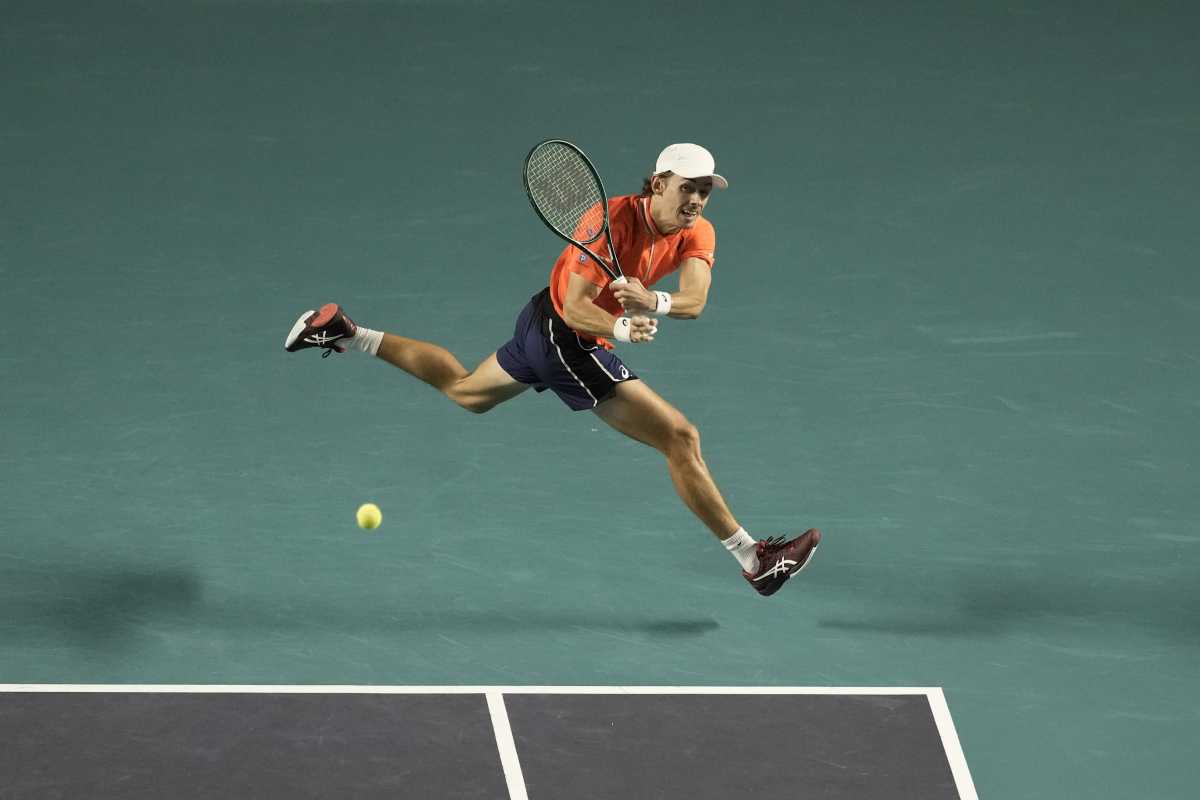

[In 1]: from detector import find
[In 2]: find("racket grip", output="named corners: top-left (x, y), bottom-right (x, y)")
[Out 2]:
top-left (610, 276), bottom-right (628, 286)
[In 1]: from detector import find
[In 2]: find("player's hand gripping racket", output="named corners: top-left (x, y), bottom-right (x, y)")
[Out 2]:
top-left (522, 139), bottom-right (628, 288)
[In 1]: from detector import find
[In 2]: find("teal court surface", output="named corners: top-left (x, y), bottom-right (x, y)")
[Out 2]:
top-left (3, 2), bottom-right (1198, 798)
top-left (1, 685), bottom-right (975, 799)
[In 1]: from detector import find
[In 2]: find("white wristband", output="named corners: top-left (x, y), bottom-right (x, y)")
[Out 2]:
top-left (653, 290), bottom-right (673, 316)
top-left (612, 317), bottom-right (632, 343)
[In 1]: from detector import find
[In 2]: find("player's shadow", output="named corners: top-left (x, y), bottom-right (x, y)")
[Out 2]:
top-left (18, 554), bottom-right (1195, 649)
top-left (814, 562), bottom-right (1200, 640)
top-left (282, 608), bottom-right (720, 639)
top-left (1, 566), bottom-right (203, 649)
top-left (0, 563), bottom-right (718, 648)
top-left (404, 612), bottom-right (721, 639)
top-left (638, 619), bottom-right (721, 637)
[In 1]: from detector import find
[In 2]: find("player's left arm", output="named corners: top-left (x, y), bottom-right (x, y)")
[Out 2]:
top-left (666, 257), bottom-right (711, 319)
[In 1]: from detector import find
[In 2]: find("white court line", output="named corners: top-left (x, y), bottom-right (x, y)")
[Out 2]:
top-left (0, 685), bottom-right (937, 695)
top-left (927, 687), bottom-right (979, 800)
top-left (486, 691), bottom-right (530, 800)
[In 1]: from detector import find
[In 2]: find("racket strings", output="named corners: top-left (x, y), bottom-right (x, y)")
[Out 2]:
top-left (526, 143), bottom-right (606, 244)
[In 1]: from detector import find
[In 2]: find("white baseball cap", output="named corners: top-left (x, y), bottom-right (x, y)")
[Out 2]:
top-left (654, 143), bottom-right (728, 189)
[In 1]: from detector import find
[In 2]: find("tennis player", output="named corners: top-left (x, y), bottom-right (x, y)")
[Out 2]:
top-left (285, 143), bottom-right (819, 596)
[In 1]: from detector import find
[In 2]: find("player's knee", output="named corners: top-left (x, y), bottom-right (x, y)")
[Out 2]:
top-left (666, 419), bottom-right (701, 458)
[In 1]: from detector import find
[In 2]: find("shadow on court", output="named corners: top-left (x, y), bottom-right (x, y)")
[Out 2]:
top-left (9, 555), bottom-right (1198, 650)
top-left (0, 566), bottom-right (204, 648)
top-left (0, 564), bottom-right (718, 648)
top-left (815, 563), bottom-right (1200, 641)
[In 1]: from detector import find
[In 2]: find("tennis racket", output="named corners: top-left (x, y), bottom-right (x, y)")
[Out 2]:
top-left (522, 139), bottom-right (627, 287)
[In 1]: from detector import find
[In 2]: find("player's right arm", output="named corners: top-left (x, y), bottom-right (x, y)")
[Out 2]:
top-left (561, 272), bottom-right (657, 343)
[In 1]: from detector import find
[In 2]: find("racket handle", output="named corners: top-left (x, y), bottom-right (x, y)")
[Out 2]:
top-left (610, 276), bottom-right (628, 286)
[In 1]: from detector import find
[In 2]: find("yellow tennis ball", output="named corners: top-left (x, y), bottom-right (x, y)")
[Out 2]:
top-left (356, 503), bottom-right (382, 530)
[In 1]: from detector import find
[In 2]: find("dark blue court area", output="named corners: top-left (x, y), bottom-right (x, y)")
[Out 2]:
top-left (0, 687), bottom-right (972, 799)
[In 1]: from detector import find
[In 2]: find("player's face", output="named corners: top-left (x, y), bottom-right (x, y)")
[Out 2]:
top-left (652, 174), bottom-right (713, 233)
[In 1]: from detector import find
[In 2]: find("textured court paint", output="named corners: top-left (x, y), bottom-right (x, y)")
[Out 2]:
top-left (0, 691), bottom-right (510, 799)
top-left (2, 2), bottom-right (1199, 799)
top-left (505, 693), bottom-right (960, 799)
top-left (0, 688), bottom-right (962, 799)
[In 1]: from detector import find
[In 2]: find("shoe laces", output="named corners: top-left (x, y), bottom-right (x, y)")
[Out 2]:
top-left (759, 536), bottom-right (786, 553)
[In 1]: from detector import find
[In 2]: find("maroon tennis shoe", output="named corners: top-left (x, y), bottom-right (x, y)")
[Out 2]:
top-left (743, 529), bottom-right (821, 596)
top-left (284, 303), bottom-right (357, 357)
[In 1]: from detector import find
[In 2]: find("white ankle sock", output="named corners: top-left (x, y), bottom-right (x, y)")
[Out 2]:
top-left (722, 527), bottom-right (759, 573)
top-left (345, 327), bottom-right (384, 356)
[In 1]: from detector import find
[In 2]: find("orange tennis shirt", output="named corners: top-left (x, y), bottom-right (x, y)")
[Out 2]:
top-left (548, 194), bottom-right (716, 344)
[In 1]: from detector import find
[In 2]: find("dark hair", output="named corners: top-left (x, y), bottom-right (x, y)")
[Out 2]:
top-left (640, 171), bottom-right (673, 196)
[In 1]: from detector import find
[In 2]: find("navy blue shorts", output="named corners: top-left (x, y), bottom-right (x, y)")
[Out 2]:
top-left (496, 288), bottom-right (638, 411)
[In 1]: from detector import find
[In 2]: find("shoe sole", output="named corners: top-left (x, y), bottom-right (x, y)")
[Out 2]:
top-left (283, 304), bottom-right (339, 351)
top-left (794, 540), bottom-right (819, 574)
top-left (794, 529), bottom-right (821, 574)
top-left (309, 303), bottom-right (339, 327)
top-left (284, 309), bottom-right (315, 351)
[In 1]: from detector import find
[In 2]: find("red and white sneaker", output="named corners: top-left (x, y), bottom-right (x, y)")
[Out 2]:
top-left (284, 303), bottom-right (357, 357)
top-left (743, 529), bottom-right (821, 596)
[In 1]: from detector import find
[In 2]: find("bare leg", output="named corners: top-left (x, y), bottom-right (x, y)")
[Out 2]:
top-left (593, 379), bottom-right (739, 540)
top-left (376, 334), bottom-right (527, 413)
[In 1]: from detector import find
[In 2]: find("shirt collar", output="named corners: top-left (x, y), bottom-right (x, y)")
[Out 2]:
top-left (641, 196), bottom-right (668, 239)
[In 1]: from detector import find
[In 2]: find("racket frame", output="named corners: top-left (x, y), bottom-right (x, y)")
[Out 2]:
top-left (522, 139), bottom-right (626, 284)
